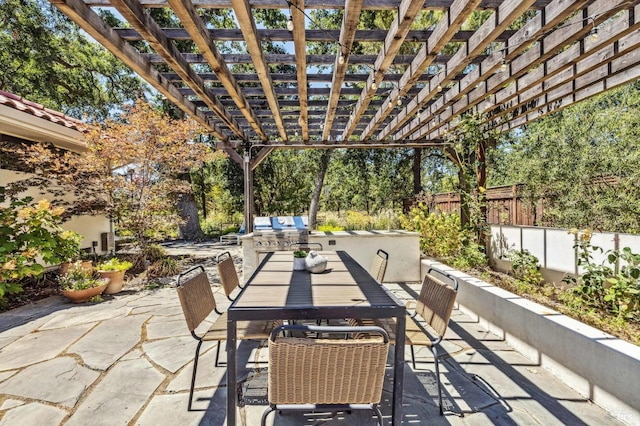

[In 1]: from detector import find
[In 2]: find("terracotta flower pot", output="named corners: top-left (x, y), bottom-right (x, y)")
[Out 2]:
top-left (62, 284), bottom-right (107, 303)
top-left (98, 270), bottom-right (125, 294)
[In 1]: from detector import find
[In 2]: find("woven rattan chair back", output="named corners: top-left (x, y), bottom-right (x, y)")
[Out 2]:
top-left (176, 267), bottom-right (217, 332)
top-left (262, 325), bottom-right (389, 425)
top-left (370, 249), bottom-right (389, 282)
top-left (415, 273), bottom-right (457, 341)
top-left (216, 251), bottom-right (241, 301)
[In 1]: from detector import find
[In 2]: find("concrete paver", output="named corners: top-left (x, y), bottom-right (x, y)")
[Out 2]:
top-left (0, 242), bottom-right (630, 425)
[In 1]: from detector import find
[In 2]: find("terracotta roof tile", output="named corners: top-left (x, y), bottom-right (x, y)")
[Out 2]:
top-left (0, 90), bottom-right (87, 133)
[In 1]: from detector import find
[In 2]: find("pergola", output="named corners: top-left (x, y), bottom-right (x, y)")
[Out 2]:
top-left (48, 0), bottom-right (640, 230)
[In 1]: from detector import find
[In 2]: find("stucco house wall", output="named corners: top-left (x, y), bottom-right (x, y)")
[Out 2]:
top-left (0, 91), bottom-right (112, 257)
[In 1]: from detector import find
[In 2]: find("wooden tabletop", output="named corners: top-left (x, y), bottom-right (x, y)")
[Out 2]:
top-left (229, 251), bottom-right (403, 319)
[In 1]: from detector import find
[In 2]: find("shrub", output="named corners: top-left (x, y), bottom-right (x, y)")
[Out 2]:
top-left (0, 193), bottom-right (82, 299)
top-left (399, 204), bottom-right (486, 269)
top-left (562, 229), bottom-right (640, 320)
top-left (147, 257), bottom-right (181, 278)
top-left (145, 244), bottom-right (168, 262)
top-left (504, 249), bottom-right (543, 287)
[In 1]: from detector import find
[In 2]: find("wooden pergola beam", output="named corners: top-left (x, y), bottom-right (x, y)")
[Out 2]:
top-left (290, 0), bottom-right (309, 141)
top-left (322, 0), bottom-right (364, 141)
top-left (231, 0), bottom-right (287, 142)
top-left (114, 28), bottom-right (516, 43)
top-left (168, 0), bottom-right (267, 141)
top-left (83, 0), bottom-right (531, 11)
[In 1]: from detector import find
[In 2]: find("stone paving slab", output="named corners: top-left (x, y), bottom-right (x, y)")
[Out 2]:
top-left (0, 323), bottom-right (93, 370)
top-left (0, 402), bottom-right (67, 426)
top-left (0, 357), bottom-right (99, 407)
top-left (68, 314), bottom-right (149, 370)
top-left (65, 358), bottom-right (164, 426)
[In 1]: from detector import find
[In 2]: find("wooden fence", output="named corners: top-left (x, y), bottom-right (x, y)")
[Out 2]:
top-left (403, 184), bottom-right (543, 226)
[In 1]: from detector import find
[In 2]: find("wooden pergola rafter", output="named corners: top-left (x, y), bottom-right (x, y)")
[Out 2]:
top-left (49, 0), bottom-right (640, 166)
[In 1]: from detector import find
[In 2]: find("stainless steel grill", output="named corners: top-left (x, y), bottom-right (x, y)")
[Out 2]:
top-left (253, 216), bottom-right (308, 251)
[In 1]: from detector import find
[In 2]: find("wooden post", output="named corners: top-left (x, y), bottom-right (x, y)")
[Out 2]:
top-left (243, 155), bottom-right (253, 234)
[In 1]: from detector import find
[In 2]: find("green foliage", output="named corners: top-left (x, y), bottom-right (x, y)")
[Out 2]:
top-left (562, 229), bottom-right (640, 320)
top-left (58, 262), bottom-right (106, 291)
top-left (293, 250), bottom-right (308, 258)
top-left (399, 204), bottom-right (486, 269)
top-left (504, 249), bottom-right (543, 287)
top-left (490, 83), bottom-right (640, 233)
top-left (96, 258), bottom-right (133, 272)
top-left (0, 194), bottom-right (84, 299)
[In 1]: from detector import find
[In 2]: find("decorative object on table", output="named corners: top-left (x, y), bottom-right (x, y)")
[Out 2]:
top-left (305, 250), bottom-right (328, 273)
top-left (293, 250), bottom-right (307, 271)
top-left (96, 258), bottom-right (133, 294)
top-left (58, 261), bottom-right (108, 303)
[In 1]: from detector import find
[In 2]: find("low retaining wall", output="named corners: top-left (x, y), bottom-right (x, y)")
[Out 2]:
top-left (422, 259), bottom-right (640, 426)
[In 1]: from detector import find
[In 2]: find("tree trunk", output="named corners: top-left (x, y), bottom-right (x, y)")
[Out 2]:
top-left (177, 192), bottom-right (205, 240)
top-left (413, 148), bottom-right (422, 194)
top-left (308, 150), bottom-right (332, 230)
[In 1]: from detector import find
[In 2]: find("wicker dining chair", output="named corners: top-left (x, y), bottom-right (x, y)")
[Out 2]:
top-left (350, 270), bottom-right (458, 415)
top-left (176, 265), bottom-right (276, 411)
top-left (216, 251), bottom-right (243, 301)
top-left (261, 324), bottom-right (390, 426)
top-left (370, 249), bottom-right (389, 283)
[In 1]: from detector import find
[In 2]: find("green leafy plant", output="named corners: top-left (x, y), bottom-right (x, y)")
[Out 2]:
top-left (505, 249), bottom-right (543, 287)
top-left (57, 261), bottom-right (107, 291)
top-left (0, 193), bottom-right (83, 299)
top-left (96, 258), bottom-right (133, 272)
top-left (562, 229), bottom-right (640, 320)
top-left (293, 250), bottom-right (308, 258)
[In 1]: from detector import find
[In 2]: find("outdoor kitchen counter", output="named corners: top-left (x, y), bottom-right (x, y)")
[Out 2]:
top-left (242, 229), bottom-right (421, 283)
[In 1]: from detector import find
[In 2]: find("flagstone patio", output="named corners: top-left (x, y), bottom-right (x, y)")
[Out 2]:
top-left (0, 243), bottom-right (627, 425)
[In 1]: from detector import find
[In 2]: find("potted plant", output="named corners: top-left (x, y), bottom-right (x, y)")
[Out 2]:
top-left (293, 250), bottom-right (308, 271)
top-left (96, 258), bottom-right (133, 294)
top-left (58, 261), bottom-right (108, 303)
top-left (56, 231), bottom-right (91, 275)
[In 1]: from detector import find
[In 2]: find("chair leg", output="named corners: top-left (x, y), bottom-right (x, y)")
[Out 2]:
top-left (410, 345), bottom-right (416, 370)
top-left (189, 339), bottom-right (204, 411)
top-left (373, 404), bottom-right (383, 426)
top-left (214, 340), bottom-right (223, 367)
top-left (261, 406), bottom-right (275, 426)
top-left (431, 344), bottom-right (444, 415)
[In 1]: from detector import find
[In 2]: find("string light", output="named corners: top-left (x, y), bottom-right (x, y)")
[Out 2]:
top-left (338, 53), bottom-right (345, 65)
top-left (590, 27), bottom-right (599, 41)
top-left (499, 59), bottom-right (508, 73)
top-left (371, 81), bottom-right (377, 90)
top-left (397, 98), bottom-right (402, 106)
top-left (287, 16), bottom-right (294, 32)
top-left (436, 83), bottom-right (442, 92)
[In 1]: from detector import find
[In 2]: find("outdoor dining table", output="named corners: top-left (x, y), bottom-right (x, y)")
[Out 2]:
top-left (226, 250), bottom-right (406, 425)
